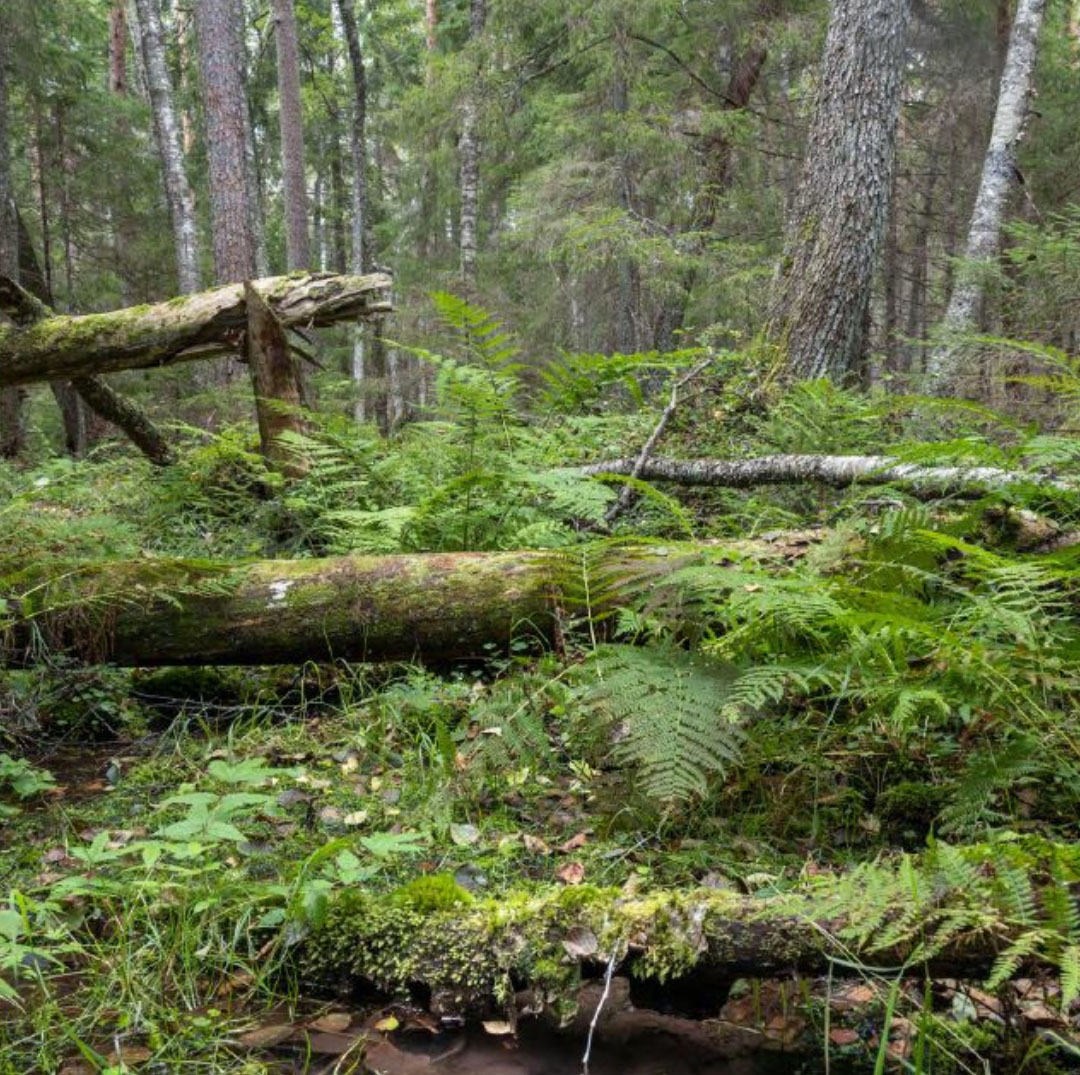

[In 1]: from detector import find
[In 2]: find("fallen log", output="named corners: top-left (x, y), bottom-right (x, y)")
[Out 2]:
top-left (1, 539), bottom-right (817, 667)
top-left (299, 844), bottom-right (1062, 1020)
top-left (582, 454), bottom-right (1075, 498)
top-left (0, 271), bottom-right (391, 387)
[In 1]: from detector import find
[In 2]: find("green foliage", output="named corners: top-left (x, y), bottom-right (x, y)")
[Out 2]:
top-left (390, 874), bottom-right (474, 912)
top-left (583, 644), bottom-right (744, 803)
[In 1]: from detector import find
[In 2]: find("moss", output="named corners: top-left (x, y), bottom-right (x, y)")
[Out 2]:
top-left (390, 874), bottom-right (474, 912)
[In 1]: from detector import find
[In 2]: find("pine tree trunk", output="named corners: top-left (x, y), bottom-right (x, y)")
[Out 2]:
top-left (769, 0), bottom-right (911, 382)
top-left (193, 0), bottom-right (258, 284)
top-left (459, 0), bottom-right (486, 293)
top-left (925, 0), bottom-right (1047, 395)
top-left (272, 0), bottom-right (310, 270)
top-left (109, 0), bottom-right (128, 95)
top-left (133, 0), bottom-right (202, 295)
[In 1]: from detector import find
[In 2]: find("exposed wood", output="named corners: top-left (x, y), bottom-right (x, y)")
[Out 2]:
top-left (245, 282), bottom-right (307, 475)
top-left (582, 454), bottom-right (1074, 498)
top-left (0, 271), bottom-right (391, 387)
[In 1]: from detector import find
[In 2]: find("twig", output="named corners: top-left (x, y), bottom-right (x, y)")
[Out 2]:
top-left (603, 358), bottom-right (712, 527)
top-left (582, 944), bottom-right (622, 1075)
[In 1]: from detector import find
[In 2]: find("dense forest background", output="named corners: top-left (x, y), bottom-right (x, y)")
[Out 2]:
top-left (5, 2), bottom-right (1080, 1074)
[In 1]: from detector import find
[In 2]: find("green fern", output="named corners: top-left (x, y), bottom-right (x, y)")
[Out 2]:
top-left (583, 644), bottom-right (744, 802)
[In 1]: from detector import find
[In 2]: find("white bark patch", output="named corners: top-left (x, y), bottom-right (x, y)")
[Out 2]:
top-left (269, 579), bottom-right (296, 605)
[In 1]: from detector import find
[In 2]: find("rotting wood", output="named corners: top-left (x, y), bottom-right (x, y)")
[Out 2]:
top-left (0, 271), bottom-right (392, 387)
top-left (245, 282), bottom-right (308, 476)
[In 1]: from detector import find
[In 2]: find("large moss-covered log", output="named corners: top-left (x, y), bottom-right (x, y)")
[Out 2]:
top-left (0, 271), bottom-right (391, 387)
top-left (300, 841), bottom-right (1061, 1021)
top-left (1, 539), bottom-right (818, 667)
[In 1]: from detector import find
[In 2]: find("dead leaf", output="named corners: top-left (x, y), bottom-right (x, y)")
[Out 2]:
top-left (828, 1028), bottom-right (860, 1046)
top-left (343, 810), bottom-right (368, 827)
top-left (556, 862), bottom-right (585, 885)
top-left (236, 1024), bottom-right (295, 1049)
top-left (310, 1012), bottom-right (352, 1033)
top-left (450, 822), bottom-right (480, 847)
top-left (106, 1045), bottom-right (152, 1067)
top-left (482, 1020), bottom-right (515, 1036)
top-left (304, 1031), bottom-right (361, 1055)
top-left (562, 926), bottom-right (598, 960)
top-left (559, 832), bottom-right (588, 853)
top-left (523, 834), bottom-right (551, 854)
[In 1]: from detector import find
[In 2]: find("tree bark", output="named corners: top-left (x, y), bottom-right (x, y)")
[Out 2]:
top-left (272, 0), bottom-right (311, 270)
top-left (0, 271), bottom-right (391, 387)
top-left (133, 0), bottom-right (202, 295)
top-left (109, 0), bottom-right (128, 95)
top-left (459, 0), bottom-right (486, 293)
top-left (71, 375), bottom-right (176, 466)
top-left (582, 454), bottom-right (1075, 498)
top-left (0, 30), bottom-right (27, 459)
top-left (193, 0), bottom-right (259, 284)
top-left (769, 0), bottom-right (910, 382)
top-left (245, 281), bottom-right (307, 474)
top-left (925, 0), bottom-right (1047, 395)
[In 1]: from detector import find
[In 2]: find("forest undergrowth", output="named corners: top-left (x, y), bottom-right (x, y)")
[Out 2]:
top-left (5, 309), bottom-right (1080, 1072)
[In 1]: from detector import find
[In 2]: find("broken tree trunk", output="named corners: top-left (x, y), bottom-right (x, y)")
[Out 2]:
top-left (0, 271), bottom-right (391, 387)
top-left (245, 282), bottom-right (307, 475)
top-left (582, 454), bottom-right (1075, 499)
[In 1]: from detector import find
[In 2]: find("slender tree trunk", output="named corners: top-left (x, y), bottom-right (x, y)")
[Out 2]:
top-left (272, 0), bottom-right (310, 270)
top-left (925, 0), bottom-right (1047, 395)
top-left (109, 0), bottom-right (128, 94)
top-left (0, 28), bottom-right (26, 459)
top-left (653, 47), bottom-right (767, 352)
top-left (133, 0), bottom-right (202, 294)
top-left (194, 0), bottom-right (258, 284)
top-left (329, 144), bottom-right (348, 274)
top-left (769, 0), bottom-right (911, 382)
top-left (426, 0), bottom-right (438, 53)
top-left (335, 0), bottom-right (389, 432)
top-left (459, 0), bottom-right (486, 293)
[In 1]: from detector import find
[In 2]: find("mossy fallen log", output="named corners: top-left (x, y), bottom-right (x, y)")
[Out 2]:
top-left (1, 539), bottom-right (818, 667)
top-left (299, 849), bottom-right (1062, 1023)
top-left (0, 271), bottom-right (391, 387)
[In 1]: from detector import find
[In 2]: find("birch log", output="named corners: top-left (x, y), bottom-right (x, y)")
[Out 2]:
top-left (926, 0), bottom-right (1047, 393)
top-left (582, 454), bottom-right (1074, 498)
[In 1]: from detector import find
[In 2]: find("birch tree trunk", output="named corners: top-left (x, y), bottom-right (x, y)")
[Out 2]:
top-left (133, 0), bottom-right (202, 295)
top-left (193, 0), bottom-right (258, 284)
top-left (769, 0), bottom-right (910, 382)
top-left (459, 0), bottom-right (486, 293)
top-left (925, 0), bottom-right (1047, 395)
top-left (272, 0), bottom-right (311, 270)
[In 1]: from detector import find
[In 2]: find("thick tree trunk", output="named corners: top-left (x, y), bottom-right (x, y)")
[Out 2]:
top-left (133, 0), bottom-right (202, 295)
top-left (459, 0), bottom-right (486, 293)
top-left (582, 454), bottom-right (1075, 498)
top-left (769, 0), bottom-right (910, 382)
top-left (272, 0), bottom-right (310, 270)
top-left (0, 271), bottom-right (391, 387)
top-left (925, 0), bottom-right (1047, 395)
top-left (194, 0), bottom-right (258, 284)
